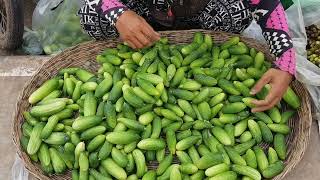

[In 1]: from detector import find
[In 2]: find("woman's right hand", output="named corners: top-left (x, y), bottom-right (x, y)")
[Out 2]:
top-left (116, 10), bottom-right (160, 49)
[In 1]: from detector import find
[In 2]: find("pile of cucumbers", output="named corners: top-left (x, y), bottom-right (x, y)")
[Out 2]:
top-left (20, 32), bottom-right (301, 180)
top-left (306, 24), bottom-right (320, 66)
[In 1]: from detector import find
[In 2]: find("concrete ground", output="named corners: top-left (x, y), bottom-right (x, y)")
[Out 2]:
top-left (0, 55), bottom-right (320, 180)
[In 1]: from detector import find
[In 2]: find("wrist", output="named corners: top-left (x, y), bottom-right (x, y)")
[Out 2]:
top-left (271, 68), bottom-right (293, 83)
top-left (115, 10), bottom-right (131, 28)
top-left (106, 7), bottom-right (129, 26)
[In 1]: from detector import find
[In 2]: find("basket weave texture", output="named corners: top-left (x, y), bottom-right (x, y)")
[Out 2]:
top-left (12, 30), bottom-right (312, 180)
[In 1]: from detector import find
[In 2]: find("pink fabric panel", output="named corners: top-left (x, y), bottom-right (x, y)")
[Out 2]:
top-left (250, 0), bottom-right (261, 5)
top-left (101, 0), bottom-right (125, 12)
top-left (274, 48), bottom-right (296, 75)
top-left (266, 4), bottom-right (289, 32)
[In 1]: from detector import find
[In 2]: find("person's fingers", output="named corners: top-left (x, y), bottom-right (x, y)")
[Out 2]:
top-left (141, 20), bottom-right (160, 41)
top-left (251, 98), bottom-right (273, 107)
top-left (130, 36), bottom-right (144, 49)
top-left (251, 85), bottom-right (282, 112)
top-left (252, 84), bottom-right (281, 106)
top-left (251, 97), bottom-right (280, 112)
top-left (135, 31), bottom-right (151, 47)
top-left (119, 34), bottom-right (137, 49)
top-left (125, 40), bottom-right (137, 49)
top-left (250, 73), bottom-right (271, 95)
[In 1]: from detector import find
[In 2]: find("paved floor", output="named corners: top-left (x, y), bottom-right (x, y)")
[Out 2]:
top-left (0, 56), bottom-right (320, 180)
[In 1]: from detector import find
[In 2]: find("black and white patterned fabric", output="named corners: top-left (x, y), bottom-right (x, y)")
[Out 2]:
top-left (78, 1), bottom-right (118, 39)
top-left (104, 7), bottom-right (127, 26)
top-left (79, 0), bottom-right (253, 39)
top-left (197, 0), bottom-right (253, 33)
top-left (262, 29), bottom-right (293, 57)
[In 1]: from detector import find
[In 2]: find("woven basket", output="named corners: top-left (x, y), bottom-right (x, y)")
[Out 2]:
top-left (12, 30), bottom-right (312, 180)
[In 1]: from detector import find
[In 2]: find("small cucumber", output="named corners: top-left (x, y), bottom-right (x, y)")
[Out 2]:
top-left (180, 163), bottom-right (198, 174)
top-left (217, 79), bottom-right (241, 95)
top-left (188, 146), bottom-right (200, 164)
top-left (209, 93), bottom-right (227, 107)
top-left (253, 112), bottom-right (273, 124)
top-left (49, 148), bottom-right (66, 174)
top-left (95, 73), bottom-right (113, 98)
top-left (38, 144), bottom-right (51, 166)
top-left (198, 102), bottom-right (211, 121)
top-left (254, 146), bottom-right (269, 171)
top-left (44, 132), bottom-right (69, 145)
top-left (234, 139), bottom-right (256, 155)
top-left (142, 170), bottom-right (157, 180)
top-left (280, 110), bottom-right (295, 124)
top-left (166, 130), bottom-right (177, 154)
top-left (261, 161), bottom-right (284, 178)
top-left (170, 165), bottom-right (182, 180)
top-left (29, 78), bottom-right (59, 104)
top-left (80, 126), bottom-right (106, 140)
top-left (106, 131), bottom-right (140, 144)
top-left (205, 163), bottom-right (230, 177)
top-left (240, 131), bottom-right (252, 143)
top-left (222, 102), bottom-right (246, 114)
top-left (221, 37), bottom-right (240, 50)
top-left (225, 146), bottom-right (247, 166)
top-left (27, 122), bottom-right (45, 155)
top-left (176, 151), bottom-right (193, 164)
top-left (282, 87), bottom-right (300, 109)
top-left (157, 154), bottom-right (173, 175)
top-left (257, 121), bottom-right (273, 143)
top-left (72, 116), bottom-right (102, 132)
top-left (274, 133), bottom-right (287, 160)
top-left (208, 171), bottom-right (237, 180)
top-left (176, 136), bottom-right (201, 151)
top-left (41, 115), bottom-right (59, 139)
top-left (190, 170), bottom-right (205, 180)
top-left (30, 101), bottom-right (66, 117)
top-left (101, 158), bottom-right (127, 179)
top-left (195, 152), bottom-right (224, 169)
top-left (248, 119), bottom-right (262, 143)
top-left (245, 149), bottom-right (257, 169)
top-left (267, 124), bottom-right (291, 135)
top-left (268, 107), bottom-right (282, 123)
top-left (211, 127), bottom-right (232, 146)
top-left (231, 164), bottom-right (261, 180)
top-left (132, 149), bottom-right (147, 178)
top-left (178, 99), bottom-right (196, 119)
top-left (137, 138), bottom-right (166, 150)
top-left (76, 69), bottom-right (95, 82)
top-left (118, 117), bottom-right (145, 131)
top-left (87, 134), bottom-right (105, 152)
top-left (268, 147), bottom-right (279, 164)
top-left (111, 147), bottom-right (128, 168)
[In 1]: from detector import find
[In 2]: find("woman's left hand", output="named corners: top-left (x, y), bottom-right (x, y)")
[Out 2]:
top-left (250, 68), bottom-right (293, 112)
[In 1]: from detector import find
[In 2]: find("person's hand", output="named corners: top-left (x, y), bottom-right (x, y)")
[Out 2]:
top-left (116, 10), bottom-right (160, 49)
top-left (250, 68), bottom-right (293, 112)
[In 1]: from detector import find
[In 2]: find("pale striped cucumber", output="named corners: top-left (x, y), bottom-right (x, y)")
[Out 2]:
top-left (29, 78), bottom-right (59, 104)
top-left (231, 164), bottom-right (261, 180)
top-left (106, 131), bottom-right (140, 145)
top-left (27, 122), bottom-right (45, 155)
top-left (101, 158), bottom-right (127, 179)
top-left (137, 138), bottom-right (166, 150)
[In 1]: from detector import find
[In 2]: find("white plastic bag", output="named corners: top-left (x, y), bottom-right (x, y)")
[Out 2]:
top-left (32, 0), bottom-right (90, 55)
top-left (300, 0), bottom-right (320, 27)
top-left (11, 155), bottom-right (29, 180)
